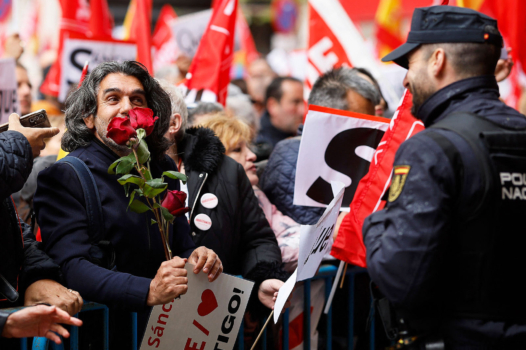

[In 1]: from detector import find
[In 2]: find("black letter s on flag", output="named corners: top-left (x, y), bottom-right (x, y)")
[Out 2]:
top-left (306, 127), bottom-right (385, 207)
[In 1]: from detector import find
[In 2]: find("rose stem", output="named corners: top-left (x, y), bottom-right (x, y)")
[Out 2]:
top-left (132, 148), bottom-right (172, 261)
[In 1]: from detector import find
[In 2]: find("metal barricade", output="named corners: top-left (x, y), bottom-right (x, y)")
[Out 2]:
top-left (2, 265), bottom-right (373, 350)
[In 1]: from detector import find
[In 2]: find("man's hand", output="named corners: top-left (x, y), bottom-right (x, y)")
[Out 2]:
top-left (24, 280), bottom-right (83, 316)
top-left (258, 279), bottom-right (290, 310)
top-left (1, 305), bottom-right (82, 344)
top-left (188, 247), bottom-right (223, 282)
top-left (147, 257), bottom-right (188, 306)
top-left (8, 113), bottom-right (59, 158)
top-left (495, 47), bottom-right (514, 83)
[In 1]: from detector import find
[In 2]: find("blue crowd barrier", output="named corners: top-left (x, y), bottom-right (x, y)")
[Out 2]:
top-left (2, 265), bottom-right (373, 350)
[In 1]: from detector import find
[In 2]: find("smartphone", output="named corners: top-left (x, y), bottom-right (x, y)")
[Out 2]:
top-left (0, 109), bottom-right (51, 133)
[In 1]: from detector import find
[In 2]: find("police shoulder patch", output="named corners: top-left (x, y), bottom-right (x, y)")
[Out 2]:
top-left (388, 165), bottom-right (411, 202)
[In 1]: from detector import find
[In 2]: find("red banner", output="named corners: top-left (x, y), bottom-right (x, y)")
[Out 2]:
top-left (331, 90), bottom-right (424, 267)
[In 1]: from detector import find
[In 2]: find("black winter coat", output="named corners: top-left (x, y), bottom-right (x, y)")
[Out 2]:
top-left (259, 126), bottom-right (324, 225)
top-left (179, 127), bottom-right (285, 284)
top-left (0, 131), bottom-right (61, 346)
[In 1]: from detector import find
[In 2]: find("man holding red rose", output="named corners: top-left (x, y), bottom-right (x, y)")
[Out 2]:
top-left (34, 61), bottom-right (222, 347)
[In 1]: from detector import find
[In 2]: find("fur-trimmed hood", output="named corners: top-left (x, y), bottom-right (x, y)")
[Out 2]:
top-left (179, 127), bottom-right (225, 174)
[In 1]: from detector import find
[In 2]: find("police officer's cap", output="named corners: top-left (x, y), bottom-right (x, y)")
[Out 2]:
top-left (382, 5), bottom-right (503, 69)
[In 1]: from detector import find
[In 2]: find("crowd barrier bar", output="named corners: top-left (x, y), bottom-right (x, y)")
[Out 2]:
top-left (2, 265), bottom-right (373, 350)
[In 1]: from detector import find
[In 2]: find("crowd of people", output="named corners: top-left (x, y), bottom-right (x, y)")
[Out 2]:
top-left (2, 4), bottom-right (526, 350)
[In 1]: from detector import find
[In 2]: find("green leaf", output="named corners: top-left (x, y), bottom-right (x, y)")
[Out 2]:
top-left (134, 188), bottom-right (144, 196)
top-left (108, 159), bottom-right (121, 175)
top-left (143, 179), bottom-right (168, 198)
top-left (151, 218), bottom-right (157, 225)
top-left (136, 139), bottom-right (150, 164)
top-left (127, 191), bottom-right (136, 210)
top-left (160, 206), bottom-right (175, 223)
top-left (162, 171), bottom-right (188, 184)
top-left (153, 203), bottom-right (162, 209)
top-left (116, 153), bottom-right (137, 175)
top-left (140, 167), bottom-right (152, 181)
top-left (124, 183), bottom-right (130, 197)
top-left (128, 199), bottom-right (150, 214)
top-left (137, 128), bottom-right (146, 143)
top-left (117, 174), bottom-right (145, 187)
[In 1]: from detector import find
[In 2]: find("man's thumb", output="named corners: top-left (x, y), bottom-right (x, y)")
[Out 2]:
top-left (37, 127), bottom-right (60, 139)
top-left (8, 113), bottom-right (21, 129)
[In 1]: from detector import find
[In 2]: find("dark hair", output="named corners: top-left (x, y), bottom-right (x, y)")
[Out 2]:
top-left (16, 62), bottom-right (27, 71)
top-left (62, 61), bottom-right (171, 160)
top-left (308, 67), bottom-right (381, 110)
top-left (265, 76), bottom-right (302, 105)
top-left (422, 42), bottom-right (501, 78)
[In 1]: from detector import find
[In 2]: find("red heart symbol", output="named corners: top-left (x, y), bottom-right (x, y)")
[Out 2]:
top-left (197, 289), bottom-right (218, 317)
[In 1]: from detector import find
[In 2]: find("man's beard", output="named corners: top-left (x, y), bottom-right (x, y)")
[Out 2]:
top-left (410, 78), bottom-right (434, 117)
top-left (94, 116), bottom-right (131, 155)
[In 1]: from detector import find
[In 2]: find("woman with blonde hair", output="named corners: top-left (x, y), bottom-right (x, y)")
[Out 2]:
top-left (199, 115), bottom-right (301, 269)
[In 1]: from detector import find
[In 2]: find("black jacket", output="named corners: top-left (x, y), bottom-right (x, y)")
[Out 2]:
top-left (364, 76), bottom-right (526, 347)
top-left (180, 127), bottom-right (285, 283)
top-left (0, 131), bottom-right (61, 345)
top-left (259, 125), bottom-right (324, 225)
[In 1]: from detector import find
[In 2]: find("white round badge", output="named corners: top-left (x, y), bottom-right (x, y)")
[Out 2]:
top-left (194, 214), bottom-right (212, 231)
top-left (200, 193), bottom-right (219, 209)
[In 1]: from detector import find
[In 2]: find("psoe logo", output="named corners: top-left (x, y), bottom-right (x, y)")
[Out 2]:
top-left (500, 172), bottom-right (526, 200)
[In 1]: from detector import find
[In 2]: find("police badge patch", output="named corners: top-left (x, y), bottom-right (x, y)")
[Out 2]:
top-left (388, 165), bottom-right (411, 202)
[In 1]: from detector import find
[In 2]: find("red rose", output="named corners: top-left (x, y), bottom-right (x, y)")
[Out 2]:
top-left (129, 107), bottom-right (159, 136)
top-left (107, 117), bottom-right (137, 145)
top-left (162, 190), bottom-right (190, 217)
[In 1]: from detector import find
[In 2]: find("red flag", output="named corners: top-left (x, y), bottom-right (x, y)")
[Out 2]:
top-left (40, 0), bottom-right (90, 96)
top-left (78, 61), bottom-right (89, 88)
top-left (331, 90), bottom-right (425, 267)
top-left (185, 0), bottom-right (238, 106)
top-left (89, 0), bottom-right (114, 39)
top-left (306, 0), bottom-right (379, 96)
top-left (236, 8), bottom-right (259, 64)
top-left (152, 4), bottom-right (177, 51)
top-left (131, 0), bottom-right (153, 73)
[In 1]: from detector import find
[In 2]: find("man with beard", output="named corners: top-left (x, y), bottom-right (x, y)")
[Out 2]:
top-left (34, 61), bottom-right (222, 347)
top-left (363, 6), bottom-right (526, 349)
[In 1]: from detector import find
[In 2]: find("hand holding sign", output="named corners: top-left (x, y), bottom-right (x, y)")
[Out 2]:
top-left (8, 114), bottom-right (60, 158)
top-left (142, 264), bottom-right (253, 350)
top-left (188, 246), bottom-right (223, 282)
top-left (274, 181), bottom-right (345, 323)
top-left (147, 257), bottom-right (188, 306)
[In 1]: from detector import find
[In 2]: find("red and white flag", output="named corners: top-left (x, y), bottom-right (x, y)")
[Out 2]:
top-left (89, 0), bottom-right (113, 39)
top-left (330, 90), bottom-right (425, 267)
top-left (185, 0), bottom-right (238, 106)
top-left (40, 0), bottom-right (90, 97)
top-left (152, 4), bottom-right (178, 72)
top-left (306, 0), bottom-right (379, 97)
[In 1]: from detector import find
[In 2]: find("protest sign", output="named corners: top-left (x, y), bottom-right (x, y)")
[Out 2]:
top-left (294, 105), bottom-right (389, 210)
top-left (171, 9), bottom-right (212, 58)
top-left (141, 264), bottom-right (254, 350)
top-left (0, 58), bottom-right (19, 124)
top-left (274, 181), bottom-right (344, 323)
top-left (58, 36), bottom-right (137, 102)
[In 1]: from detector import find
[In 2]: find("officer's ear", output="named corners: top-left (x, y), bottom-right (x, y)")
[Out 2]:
top-left (428, 48), bottom-right (446, 79)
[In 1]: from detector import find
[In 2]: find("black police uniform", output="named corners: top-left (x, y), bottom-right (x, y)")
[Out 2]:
top-left (363, 74), bottom-right (526, 347)
top-left (364, 5), bottom-right (526, 348)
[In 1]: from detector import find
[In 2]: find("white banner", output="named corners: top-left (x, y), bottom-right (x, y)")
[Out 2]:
top-left (59, 38), bottom-right (137, 102)
top-left (0, 58), bottom-right (19, 124)
top-left (171, 9), bottom-right (213, 58)
top-left (274, 181), bottom-right (344, 322)
top-left (294, 105), bottom-right (389, 210)
top-left (141, 264), bottom-right (254, 350)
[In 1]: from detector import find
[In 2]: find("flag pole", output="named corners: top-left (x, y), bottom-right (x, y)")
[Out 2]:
top-left (250, 310), bottom-right (274, 350)
top-left (339, 263), bottom-right (349, 288)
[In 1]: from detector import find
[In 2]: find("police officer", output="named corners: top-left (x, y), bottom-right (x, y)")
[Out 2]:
top-left (363, 5), bottom-right (526, 349)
